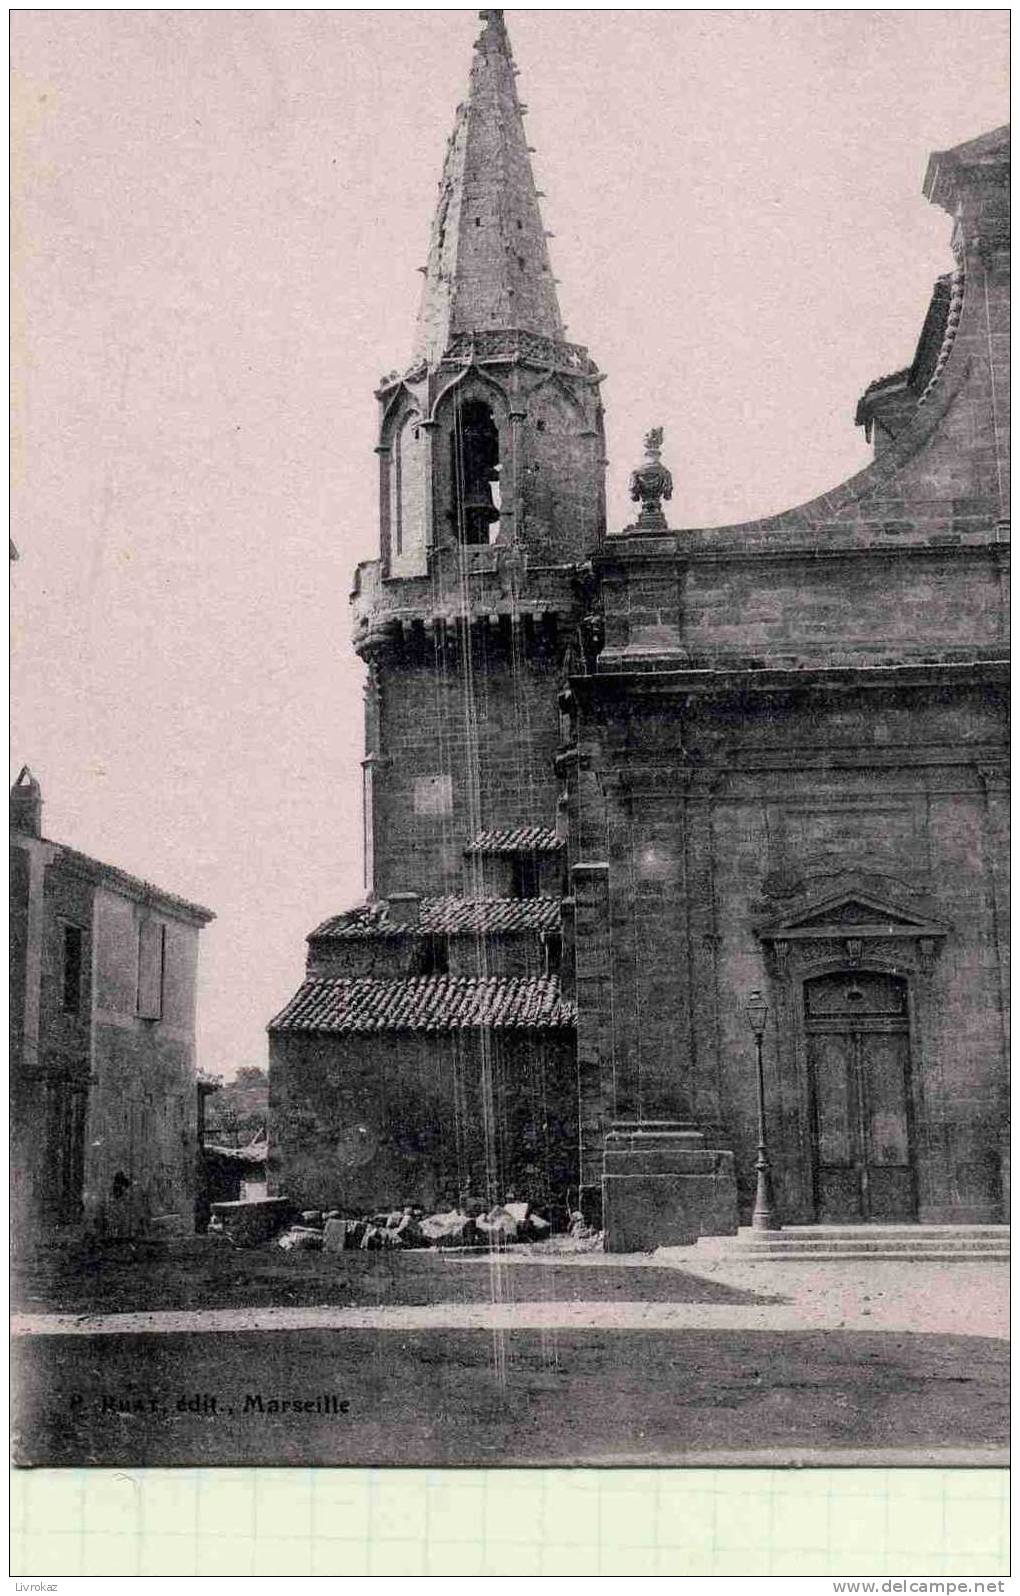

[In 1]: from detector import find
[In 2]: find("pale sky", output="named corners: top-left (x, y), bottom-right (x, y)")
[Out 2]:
top-left (10, 8), bottom-right (1009, 1078)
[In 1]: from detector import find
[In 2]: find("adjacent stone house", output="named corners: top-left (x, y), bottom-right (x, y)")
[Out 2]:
top-left (269, 14), bottom-right (1008, 1242)
top-left (271, 891), bottom-right (577, 1213)
top-left (10, 768), bottom-right (215, 1241)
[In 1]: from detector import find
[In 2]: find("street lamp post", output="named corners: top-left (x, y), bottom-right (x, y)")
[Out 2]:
top-left (745, 988), bottom-right (781, 1233)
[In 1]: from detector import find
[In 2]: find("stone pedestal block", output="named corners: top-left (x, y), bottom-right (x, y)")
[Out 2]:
top-left (602, 1121), bottom-right (738, 1253)
top-left (211, 1197), bottom-right (293, 1248)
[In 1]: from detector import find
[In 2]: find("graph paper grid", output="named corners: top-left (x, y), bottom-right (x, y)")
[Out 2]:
top-left (11, 1468), bottom-right (1009, 1577)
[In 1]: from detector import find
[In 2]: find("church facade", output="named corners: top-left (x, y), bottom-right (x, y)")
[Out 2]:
top-left (269, 13), bottom-right (1009, 1239)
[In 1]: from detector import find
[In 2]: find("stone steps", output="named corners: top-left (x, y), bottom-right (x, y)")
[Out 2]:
top-left (731, 1250), bottom-right (1011, 1262)
top-left (701, 1225), bottom-right (1010, 1262)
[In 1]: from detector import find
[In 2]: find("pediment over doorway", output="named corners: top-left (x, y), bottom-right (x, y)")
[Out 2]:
top-left (794, 900), bottom-right (921, 930)
top-left (752, 870), bottom-right (950, 944)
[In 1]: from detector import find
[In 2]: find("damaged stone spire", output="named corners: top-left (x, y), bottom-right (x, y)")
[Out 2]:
top-left (412, 8), bottom-right (565, 366)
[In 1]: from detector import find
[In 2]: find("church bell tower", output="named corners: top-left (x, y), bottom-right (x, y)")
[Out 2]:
top-left (352, 8), bottom-right (607, 900)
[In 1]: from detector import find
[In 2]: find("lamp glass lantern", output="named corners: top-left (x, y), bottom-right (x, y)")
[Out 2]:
top-left (745, 989), bottom-right (769, 1037)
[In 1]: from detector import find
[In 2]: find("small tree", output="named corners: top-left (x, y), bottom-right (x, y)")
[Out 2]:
top-left (204, 1066), bottom-right (269, 1148)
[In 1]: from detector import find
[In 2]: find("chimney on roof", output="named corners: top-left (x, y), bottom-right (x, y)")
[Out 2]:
top-left (387, 891), bottom-right (421, 928)
top-left (10, 766), bottom-right (42, 837)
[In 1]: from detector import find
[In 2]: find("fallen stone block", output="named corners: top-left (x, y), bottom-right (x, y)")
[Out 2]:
top-left (210, 1197), bottom-right (293, 1249)
top-left (399, 1218), bottom-right (427, 1249)
top-left (476, 1206), bottom-right (519, 1244)
top-left (323, 1217), bottom-right (370, 1253)
top-left (323, 1218), bottom-right (352, 1255)
top-left (277, 1226), bottom-right (324, 1252)
top-left (420, 1209), bottom-right (478, 1247)
top-left (377, 1210), bottom-right (427, 1249)
top-left (503, 1201), bottom-right (551, 1240)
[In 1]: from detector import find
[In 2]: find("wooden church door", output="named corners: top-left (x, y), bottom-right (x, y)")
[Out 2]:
top-left (805, 971), bottom-right (916, 1223)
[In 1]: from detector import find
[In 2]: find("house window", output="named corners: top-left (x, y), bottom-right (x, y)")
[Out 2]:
top-left (62, 925), bottom-right (83, 1014)
top-left (415, 935), bottom-right (449, 978)
top-left (137, 919), bottom-right (166, 1020)
top-left (511, 852), bottom-right (541, 898)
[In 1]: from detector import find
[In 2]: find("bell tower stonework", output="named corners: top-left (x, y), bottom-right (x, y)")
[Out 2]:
top-left (270, 12), bottom-right (607, 1222)
top-left (272, 11), bottom-right (738, 1239)
top-left (352, 8), bottom-right (606, 900)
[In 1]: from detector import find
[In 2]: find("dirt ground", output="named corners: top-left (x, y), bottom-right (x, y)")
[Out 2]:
top-left (12, 1322), bottom-right (1007, 1468)
top-left (12, 1235), bottom-right (1009, 1466)
top-left (12, 1233), bottom-right (1007, 1341)
top-left (12, 1234), bottom-right (786, 1314)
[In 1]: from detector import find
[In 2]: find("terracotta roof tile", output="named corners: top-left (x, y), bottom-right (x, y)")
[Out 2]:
top-left (46, 843), bottom-right (215, 925)
top-left (309, 896), bottom-right (561, 941)
top-left (269, 975), bottom-right (577, 1035)
top-left (465, 826), bottom-right (563, 854)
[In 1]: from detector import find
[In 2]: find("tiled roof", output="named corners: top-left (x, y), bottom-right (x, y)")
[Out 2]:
top-left (309, 896), bottom-right (561, 941)
top-left (465, 826), bottom-right (563, 854)
top-left (269, 975), bottom-right (576, 1035)
top-left (47, 843), bottom-right (215, 925)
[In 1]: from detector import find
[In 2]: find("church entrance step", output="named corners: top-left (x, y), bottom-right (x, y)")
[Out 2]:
top-left (699, 1225), bottom-right (1010, 1261)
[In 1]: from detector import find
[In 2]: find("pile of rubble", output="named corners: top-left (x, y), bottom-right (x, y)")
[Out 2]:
top-left (275, 1199), bottom-right (556, 1254)
top-left (209, 1194), bottom-right (601, 1253)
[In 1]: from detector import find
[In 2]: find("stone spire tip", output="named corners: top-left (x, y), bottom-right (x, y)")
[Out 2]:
top-left (411, 8), bottom-right (566, 366)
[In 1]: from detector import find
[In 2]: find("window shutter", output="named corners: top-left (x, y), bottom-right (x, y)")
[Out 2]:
top-left (137, 919), bottom-right (165, 1019)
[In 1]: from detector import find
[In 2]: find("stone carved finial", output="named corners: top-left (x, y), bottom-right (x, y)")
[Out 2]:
top-left (629, 427), bottom-right (673, 529)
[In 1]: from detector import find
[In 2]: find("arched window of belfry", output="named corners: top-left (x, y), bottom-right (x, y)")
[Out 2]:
top-left (390, 411), bottom-right (426, 576)
top-left (450, 398), bottom-right (501, 546)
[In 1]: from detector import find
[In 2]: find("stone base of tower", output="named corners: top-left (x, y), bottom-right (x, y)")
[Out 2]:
top-left (601, 1122), bottom-right (739, 1253)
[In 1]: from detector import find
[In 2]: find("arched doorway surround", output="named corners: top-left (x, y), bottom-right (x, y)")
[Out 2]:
top-left (752, 870), bottom-right (949, 1224)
